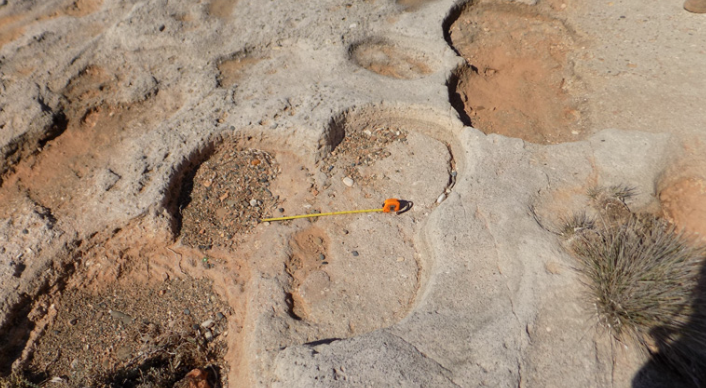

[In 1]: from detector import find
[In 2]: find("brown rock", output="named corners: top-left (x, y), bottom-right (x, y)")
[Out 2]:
top-left (174, 368), bottom-right (210, 388)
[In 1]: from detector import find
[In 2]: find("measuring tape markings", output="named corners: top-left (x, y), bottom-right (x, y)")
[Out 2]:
top-left (260, 198), bottom-right (409, 222)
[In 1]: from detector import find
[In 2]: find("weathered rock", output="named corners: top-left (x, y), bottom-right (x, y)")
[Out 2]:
top-left (1, 1), bottom-right (705, 387)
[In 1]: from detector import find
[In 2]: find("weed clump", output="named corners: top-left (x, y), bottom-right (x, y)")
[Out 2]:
top-left (562, 186), bottom-right (706, 384)
top-left (569, 214), bottom-right (702, 341)
top-left (559, 212), bottom-right (595, 237)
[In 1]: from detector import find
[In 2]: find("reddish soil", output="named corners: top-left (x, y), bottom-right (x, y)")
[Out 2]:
top-left (448, 2), bottom-right (588, 144)
top-left (660, 177), bottom-right (706, 242)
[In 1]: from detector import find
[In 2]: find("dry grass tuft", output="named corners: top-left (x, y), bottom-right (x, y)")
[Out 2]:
top-left (563, 186), bottom-right (706, 384)
top-left (568, 214), bottom-right (703, 342)
top-left (559, 212), bottom-right (595, 237)
top-left (606, 184), bottom-right (637, 202)
top-left (587, 184), bottom-right (636, 203)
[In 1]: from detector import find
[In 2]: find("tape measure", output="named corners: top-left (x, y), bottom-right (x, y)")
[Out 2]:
top-left (261, 198), bottom-right (411, 222)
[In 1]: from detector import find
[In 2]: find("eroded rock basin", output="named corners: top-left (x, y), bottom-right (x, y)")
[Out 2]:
top-left (2, 0), bottom-right (706, 387)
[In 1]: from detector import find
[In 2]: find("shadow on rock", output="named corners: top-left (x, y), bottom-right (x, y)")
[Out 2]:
top-left (633, 255), bottom-right (706, 388)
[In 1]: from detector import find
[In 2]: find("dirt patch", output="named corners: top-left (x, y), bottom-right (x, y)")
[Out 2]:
top-left (397, 0), bottom-right (440, 11)
top-left (350, 40), bottom-right (433, 80)
top-left (61, 0), bottom-right (104, 18)
top-left (62, 65), bottom-right (116, 108)
top-left (27, 277), bottom-right (230, 388)
top-left (447, 2), bottom-right (587, 144)
top-left (286, 226), bottom-right (330, 320)
top-left (321, 124), bottom-right (408, 187)
top-left (208, 0), bottom-right (238, 19)
top-left (0, 63), bottom-right (179, 230)
top-left (0, 0), bottom-right (103, 48)
top-left (0, 109), bottom-right (66, 186)
top-left (179, 142), bottom-right (279, 249)
top-left (217, 53), bottom-right (261, 88)
top-left (659, 177), bottom-right (706, 242)
top-left (1, 207), bottom-right (252, 387)
top-left (0, 13), bottom-right (25, 49)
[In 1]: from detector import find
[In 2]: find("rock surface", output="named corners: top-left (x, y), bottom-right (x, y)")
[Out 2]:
top-left (1, 0), bottom-right (706, 387)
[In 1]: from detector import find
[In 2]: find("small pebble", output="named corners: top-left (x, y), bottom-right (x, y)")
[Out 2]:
top-left (351, 251), bottom-right (359, 257)
top-left (250, 198), bottom-right (259, 207)
top-left (342, 177), bottom-right (354, 187)
top-left (279, 208), bottom-right (285, 213)
top-left (192, 324), bottom-right (200, 330)
top-left (183, 308), bottom-right (190, 315)
top-left (216, 312), bottom-right (225, 320)
top-left (203, 329), bottom-right (213, 341)
top-left (318, 253), bottom-right (325, 261)
top-left (201, 319), bottom-right (215, 328)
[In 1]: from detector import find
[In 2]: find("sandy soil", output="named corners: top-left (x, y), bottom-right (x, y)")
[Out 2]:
top-left (448, 1), bottom-right (587, 144)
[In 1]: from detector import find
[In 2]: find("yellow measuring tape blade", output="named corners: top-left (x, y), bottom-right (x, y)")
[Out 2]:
top-left (261, 208), bottom-right (383, 222)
